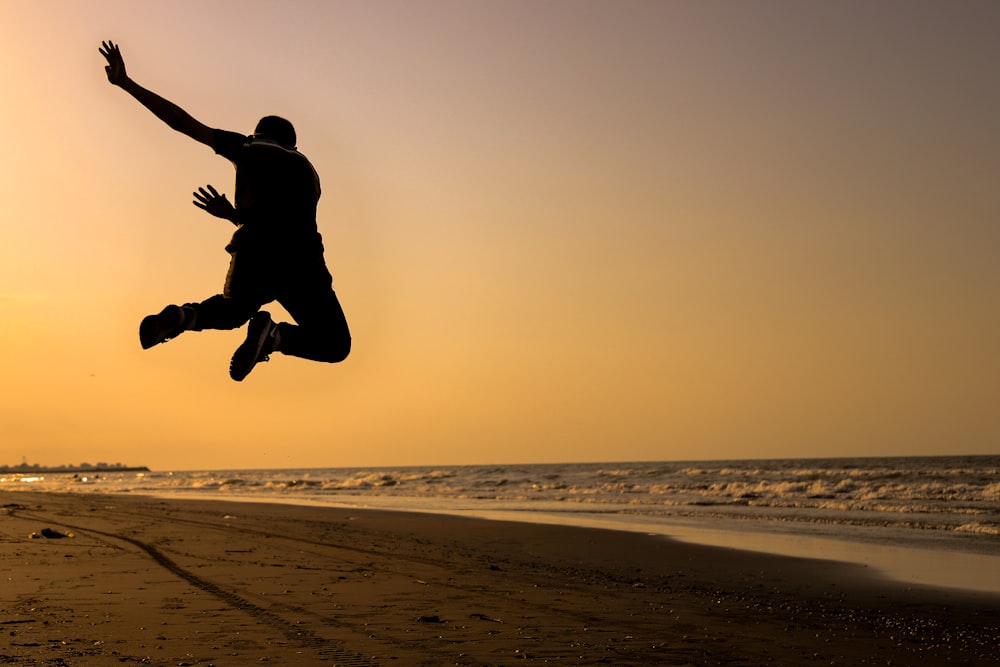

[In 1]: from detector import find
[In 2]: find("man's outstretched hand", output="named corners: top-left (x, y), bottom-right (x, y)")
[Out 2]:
top-left (99, 40), bottom-right (128, 87)
top-left (193, 185), bottom-right (239, 225)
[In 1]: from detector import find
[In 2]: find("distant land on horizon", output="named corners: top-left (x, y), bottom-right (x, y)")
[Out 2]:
top-left (1, 462), bottom-right (149, 474)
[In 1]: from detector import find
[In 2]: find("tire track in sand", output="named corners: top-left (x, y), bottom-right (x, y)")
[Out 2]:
top-left (11, 508), bottom-right (377, 665)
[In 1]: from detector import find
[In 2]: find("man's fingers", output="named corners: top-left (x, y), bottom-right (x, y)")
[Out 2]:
top-left (194, 186), bottom-right (230, 216)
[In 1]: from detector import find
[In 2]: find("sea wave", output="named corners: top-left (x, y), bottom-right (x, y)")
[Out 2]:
top-left (4, 456), bottom-right (998, 551)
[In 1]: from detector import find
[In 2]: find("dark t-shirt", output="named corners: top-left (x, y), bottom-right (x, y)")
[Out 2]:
top-left (213, 129), bottom-right (322, 251)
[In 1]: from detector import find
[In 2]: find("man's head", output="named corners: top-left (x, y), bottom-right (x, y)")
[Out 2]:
top-left (253, 116), bottom-right (296, 148)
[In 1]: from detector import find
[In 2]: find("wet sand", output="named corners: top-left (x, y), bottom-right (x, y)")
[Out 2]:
top-left (2, 491), bottom-right (998, 665)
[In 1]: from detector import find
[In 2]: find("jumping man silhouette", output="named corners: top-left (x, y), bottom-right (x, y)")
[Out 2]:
top-left (99, 40), bottom-right (351, 381)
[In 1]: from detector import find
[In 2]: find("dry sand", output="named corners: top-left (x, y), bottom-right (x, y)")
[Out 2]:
top-left (1, 491), bottom-right (998, 666)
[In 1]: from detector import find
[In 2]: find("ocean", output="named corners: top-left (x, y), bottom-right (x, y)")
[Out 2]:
top-left (4, 455), bottom-right (998, 593)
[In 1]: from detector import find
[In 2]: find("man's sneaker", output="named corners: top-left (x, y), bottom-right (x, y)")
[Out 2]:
top-left (139, 305), bottom-right (188, 349)
top-left (230, 311), bottom-right (278, 381)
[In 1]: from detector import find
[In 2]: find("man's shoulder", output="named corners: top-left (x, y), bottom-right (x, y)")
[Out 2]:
top-left (213, 129), bottom-right (249, 160)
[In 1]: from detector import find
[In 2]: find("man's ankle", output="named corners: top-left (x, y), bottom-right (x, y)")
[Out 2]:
top-left (270, 324), bottom-right (282, 353)
top-left (180, 305), bottom-right (198, 330)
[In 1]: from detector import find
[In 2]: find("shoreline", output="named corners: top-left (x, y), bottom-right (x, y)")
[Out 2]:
top-left (3, 490), bottom-right (998, 665)
top-left (137, 489), bottom-right (1000, 595)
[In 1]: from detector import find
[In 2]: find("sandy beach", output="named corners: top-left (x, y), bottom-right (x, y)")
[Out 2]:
top-left (2, 491), bottom-right (997, 665)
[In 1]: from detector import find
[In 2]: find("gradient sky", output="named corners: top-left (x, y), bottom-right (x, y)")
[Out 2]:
top-left (2, 1), bottom-right (997, 470)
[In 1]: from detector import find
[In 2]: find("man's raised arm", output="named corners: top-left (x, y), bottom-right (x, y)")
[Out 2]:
top-left (100, 40), bottom-right (215, 148)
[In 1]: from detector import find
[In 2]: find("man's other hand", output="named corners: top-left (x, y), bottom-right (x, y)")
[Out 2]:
top-left (193, 185), bottom-right (238, 224)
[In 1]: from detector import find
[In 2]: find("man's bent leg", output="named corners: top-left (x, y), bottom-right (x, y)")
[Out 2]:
top-left (275, 287), bottom-right (351, 363)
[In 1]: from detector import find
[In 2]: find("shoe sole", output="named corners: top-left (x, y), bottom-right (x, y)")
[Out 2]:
top-left (230, 312), bottom-right (272, 381)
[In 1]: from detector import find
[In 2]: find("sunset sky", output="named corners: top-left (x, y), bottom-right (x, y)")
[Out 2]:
top-left (2, 1), bottom-right (997, 470)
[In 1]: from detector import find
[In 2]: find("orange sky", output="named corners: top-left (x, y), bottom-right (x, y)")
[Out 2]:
top-left (1, 1), bottom-right (998, 470)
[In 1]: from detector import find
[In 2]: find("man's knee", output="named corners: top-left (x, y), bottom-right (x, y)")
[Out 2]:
top-left (323, 336), bottom-right (351, 363)
top-left (274, 324), bottom-right (350, 363)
